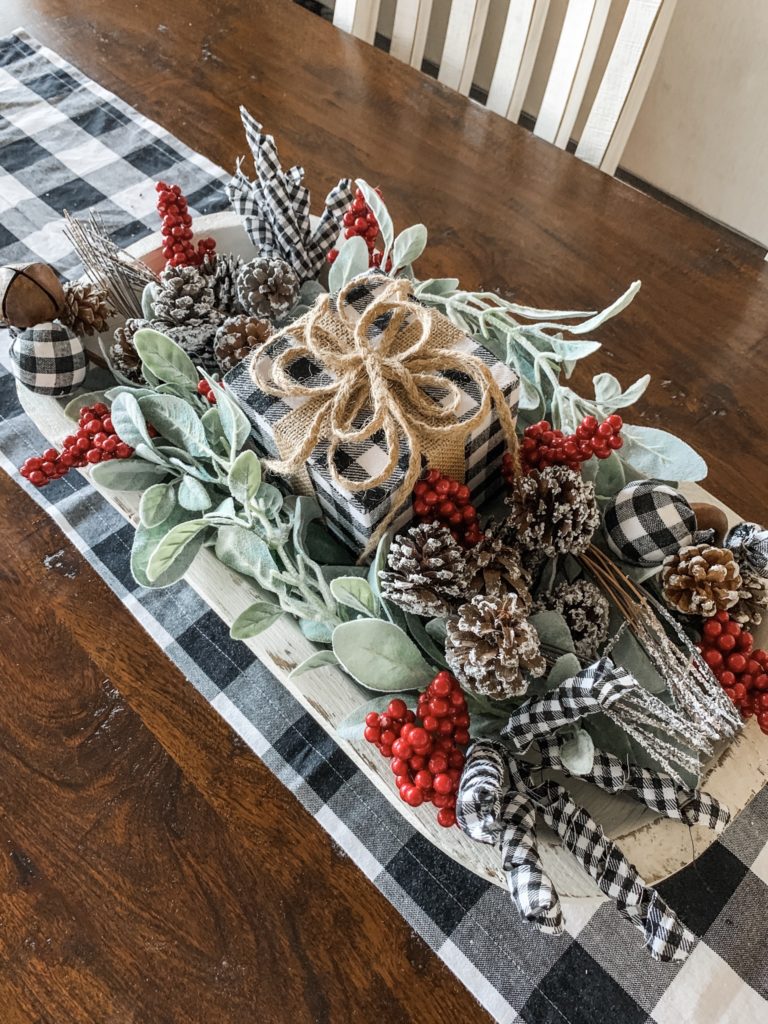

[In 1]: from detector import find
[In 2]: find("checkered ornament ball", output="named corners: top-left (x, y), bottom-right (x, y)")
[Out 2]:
top-left (9, 321), bottom-right (87, 396)
top-left (603, 479), bottom-right (708, 565)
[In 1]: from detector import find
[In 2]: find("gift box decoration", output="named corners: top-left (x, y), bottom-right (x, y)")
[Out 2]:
top-left (225, 272), bottom-right (520, 559)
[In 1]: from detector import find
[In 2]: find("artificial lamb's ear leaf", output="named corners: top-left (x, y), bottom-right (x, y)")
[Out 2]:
top-left (215, 524), bottom-right (278, 588)
top-left (355, 179), bottom-right (394, 259)
top-left (391, 223), bottom-right (428, 273)
top-left (289, 649), bottom-right (340, 679)
top-left (230, 601), bottom-right (282, 639)
top-left (198, 368), bottom-right (251, 456)
top-left (328, 235), bottom-right (370, 293)
top-left (110, 391), bottom-right (156, 450)
top-left (332, 618), bottom-right (433, 692)
top-left (559, 728), bottom-right (595, 776)
top-left (130, 508), bottom-right (206, 589)
top-left (253, 482), bottom-right (284, 517)
top-left (330, 576), bottom-right (377, 617)
top-left (133, 328), bottom-right (199, 388)
top-left (414, 277), bottom-right (460, 297)
top-left (228, 449), bottom-right (262, 505)
top-left (619, 424), bottom-right (707, 482)
top-left (139, 481), bottom-right (176, 527)
top-left (138, 394), bottom-right (210, 458)
top-left (177, 474), bottom-right (213, 511)
top-left (145, 519), bottom-right (209, 582)
top-left (300, 619), bottom-right (334, 643)
top-left (90, 457), bottom-right (170, 491)
top-left (529, 610), bottom-right (575, 655)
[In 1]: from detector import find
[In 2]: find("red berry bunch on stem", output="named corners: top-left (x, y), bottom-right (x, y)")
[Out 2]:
top-left (19, 403), bottom-right (135, 487)
top-left (197, 379), bottom-right (217, 405)
top-left (327, 186), bottom-right (391, 271)
top-left (155, 181), bottom-right (216, 268)
top-left (412, 468), bottom-right (483, 547)
top-left (503, 414), bottom-right (624, 483)
top-left (364, 671), bottom-right (470, 828)
top-left (698, 610), bottom-right (768, 732)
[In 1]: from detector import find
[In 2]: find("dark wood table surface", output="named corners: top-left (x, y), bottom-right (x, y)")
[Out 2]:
top-left (0, 2), bottom-right (766, 1021)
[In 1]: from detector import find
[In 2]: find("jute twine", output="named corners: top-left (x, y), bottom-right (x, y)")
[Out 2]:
top-left (250, 276), bottom-right (520, 560)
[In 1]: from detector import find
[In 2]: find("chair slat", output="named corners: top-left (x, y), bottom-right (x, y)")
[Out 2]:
top-left (333, 0), bottom-right (382, 45)
top-left (534, 0), bottom-right (611, 147)
top-left (486, 0), bottom-right (550, 121)
top-left (438, 0), bottom-right (491, 96)
top-left (576, 0), bottom-right (677, 172)
top-left (390, 0), bottom-right (433, 68)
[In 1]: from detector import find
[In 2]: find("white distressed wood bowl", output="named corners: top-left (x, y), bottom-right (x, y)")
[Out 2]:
top-left (19, 212), bottom-right (768, 897)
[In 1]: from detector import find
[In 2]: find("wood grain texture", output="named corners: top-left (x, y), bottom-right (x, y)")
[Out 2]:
top-left (0, 0), bottom-right (766, 1019)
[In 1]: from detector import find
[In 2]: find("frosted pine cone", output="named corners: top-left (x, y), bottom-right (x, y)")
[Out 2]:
top-left (535, 579), bottom-right (610, 661)
top-left (110, 317), bottom-right (149, 384)
top-left (661, 544), bottom-right (742, 617)
top-left (61, 281), bottom-right (114, 336)
top-left (214, 314), bottom-right (272, 374)
top-left (236, 256), bottom-right (299, 321)
top-left (201, 251), bottom-right (244, 316)
top-left (161, 322), bottom-right (218, 375)
top-left (464, 530), bottom-right (531, 606)
top-left (153, 265), bottom-right (220, 327)
top-left (379, 522), bottom-right (467, 617)
top-left (446, 593), bottom-right (545, 700)
top-left (506, 466), bottom-right (599, 558)
top-left (729, 570), bottom-right (768, 626)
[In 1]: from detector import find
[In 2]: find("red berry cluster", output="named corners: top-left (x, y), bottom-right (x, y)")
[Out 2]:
top-left (155, 181), bottom-right (216, 268)
top-left (698, 611), bottom-right (768, 732)
top-left (364, 671), bottom-right (470, 828)
top-left (503, 414), bottom-right (624, 482)
top-left (412, 468), bottom-right (483, 547)
top-left (19, 403), bottom-right (134, 487)
top-left (327, 186), bottom-right (391, 271)
top-left (197, 379), bottom-right (217, 404)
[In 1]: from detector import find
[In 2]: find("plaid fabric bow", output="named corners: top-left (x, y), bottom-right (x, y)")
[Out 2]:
top-left (227, 106), bottom-right (353, 283)
top-left (456, 738), bottom-right (728, 961)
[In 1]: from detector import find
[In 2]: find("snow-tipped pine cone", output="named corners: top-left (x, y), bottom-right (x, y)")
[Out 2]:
top-left (661, 544), bottom-right (742, 617)
top-left (506, 466), bottom-right (599, 558)
top-left (214, 314), bottom-right (272, 374)
top-left (153, 264), bottom-right (220, 327)
top-left (535, 579), bottom-right (610, 661)
top-left (236, 255), bottom-right (299, 321)
top-left (61, 281), bottom-right (114, 336)
top-left (110, 317), bottom-right (149, 384)
top-left (379, 522), bottom-right (467, 618)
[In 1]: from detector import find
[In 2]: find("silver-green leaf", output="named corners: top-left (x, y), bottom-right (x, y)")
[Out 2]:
top-left (139, 481), bottom-right (176, 527)
top-left (138, 394), bottom-right (210, 458)
top-left (230, 601), bottom-right (283, 639)
top-left (329, 576), bottom-right (377, 617)
top-left (332, 618), bottom-right (433, 692)
top-left (177, 474), bottom-right (213, 511)
top-left (328, 235), bottom-right (370, 292)
top-left (289, 650), bottom-right (340, 679)
top-left (559, 729), bottom-right (595, 776)
top-left (145, 519), bottom-right (209, 582)
top-left (228, 450), bottom-right (262, 505)
top-left (110, 391), bottom-right (156, 450)
top-left (133, 328), bottom-right (199, 387)
top-left (391, 223), bottom-right (428, 273)
top-left (90, 457), bottom-right (170, 491)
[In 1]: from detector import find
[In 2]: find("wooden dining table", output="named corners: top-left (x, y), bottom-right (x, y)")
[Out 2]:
top-left (0, 1), bottom-right (766, 1021)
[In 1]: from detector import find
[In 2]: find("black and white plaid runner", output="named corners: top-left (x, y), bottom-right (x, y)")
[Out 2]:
top-left (2, 29), bottom-right (768, 1022)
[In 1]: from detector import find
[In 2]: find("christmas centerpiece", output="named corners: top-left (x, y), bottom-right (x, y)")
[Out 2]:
top-left (7, 106), bottom-right (768, 963)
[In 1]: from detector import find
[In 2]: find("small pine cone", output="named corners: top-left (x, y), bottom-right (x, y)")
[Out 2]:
top-left (236, 255), bottom-right (299, 321)
top-left (153, 265), bottom-right (221, 328)
top-left (507, 466), bottom-right (599, 558)
top-left (535, 579), bottom-right (610, 661)
top-left (445, 593), bottom-right (545, 700)
top-left (61, 281), bottom-right (114, 336)
top-left (201, 251), bottom-right (244, 316)
top-left (661, 544), bottom-right (742, 617)
top-left (214, 314), bottom-right (272, 374)
top-left (160, 322), bottom-right (218, 375)
top-left (110, 317), bottom-right (149, 384)
top-left (730, 570), bottom-right (768, 626)
top-left (379, 522), bottom-right (467, 617)
top-left (464, 530), bottom-right (531, 606)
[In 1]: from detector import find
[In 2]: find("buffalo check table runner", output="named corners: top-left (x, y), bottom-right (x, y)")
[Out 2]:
top-left (2, 29), bottom-right (768, 1024)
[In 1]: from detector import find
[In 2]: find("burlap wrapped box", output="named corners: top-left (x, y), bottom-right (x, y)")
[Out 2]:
top-left (225, 272), bottom-right (520, 560)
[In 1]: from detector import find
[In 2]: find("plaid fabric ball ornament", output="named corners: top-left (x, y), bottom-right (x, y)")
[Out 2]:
top-left (603, 479), bottom-right (712, 566)
top-left (9, 320), bottom-right (87, 396)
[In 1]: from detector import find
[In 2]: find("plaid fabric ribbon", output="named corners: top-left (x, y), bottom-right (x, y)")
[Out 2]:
top-left (726, 522), bottom-right (768, 578)
top-left (456, 739), bottom-right (727, 961)
top-left (227, 106), bottom-right (353, 283)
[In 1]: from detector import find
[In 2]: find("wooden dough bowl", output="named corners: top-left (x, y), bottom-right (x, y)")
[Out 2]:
top-left (16, 213), bottom-right (768, 897)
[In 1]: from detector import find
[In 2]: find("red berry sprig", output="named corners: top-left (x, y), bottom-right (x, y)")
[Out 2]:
top-left (503, 413), bottom-right (624, 483)
top-left (697, 610), bottom-right (768, 732)
top-left (19, 403), bottom-right (135, 487)
top-left (364, 670), bottom-right (470, 828)
top-left (155, 181), bottom-right (216, 268)
top-left (327, 186), bottom-right (392, 271)
top-left (412, 467), bottom-right (483, 547)
top-left (197, 379), bottom-right (217, 404)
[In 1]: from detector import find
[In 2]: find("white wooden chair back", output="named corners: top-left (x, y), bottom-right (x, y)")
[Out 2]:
top-left (332, 0), bottom-right (678, 175)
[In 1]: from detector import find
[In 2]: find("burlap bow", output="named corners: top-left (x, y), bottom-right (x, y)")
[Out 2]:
top-left (250, 275), bottom-right (519, 559)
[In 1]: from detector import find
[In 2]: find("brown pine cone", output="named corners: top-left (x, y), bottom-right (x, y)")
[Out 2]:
top-left (61, 280), bottom-right (114, 336)
top-left (535, 579), bottom-right (610, 661)
top-left (445, 593), bottom-right (545, 700)
top-left (236, 256), bottom-right (299, 321)
top-left (110, 318), bottom-right (149, 384)
top-left (730, 570), bottom-right (768, 626)
top-left (379, 522), bottom-right (467, 617)
top-left (214, 314), bottom-right (272, 374)
top-left (506, 466), bottom-right (599, 558)
top-left (661, 544), bottom-right (742, 617)
top-left (154, 265), bottom-right (220, 327)
top-left (201, 251), bottom-right (244, 316)
top-left (463, 530), bottom-right (531, 606)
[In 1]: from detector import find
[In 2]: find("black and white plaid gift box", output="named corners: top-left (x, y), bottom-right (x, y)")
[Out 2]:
top-left (225, 275), bottom-right (520, 556)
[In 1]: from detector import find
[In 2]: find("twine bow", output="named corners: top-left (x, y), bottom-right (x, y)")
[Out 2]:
top-left (251, 276), bottom-right (519, 559)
